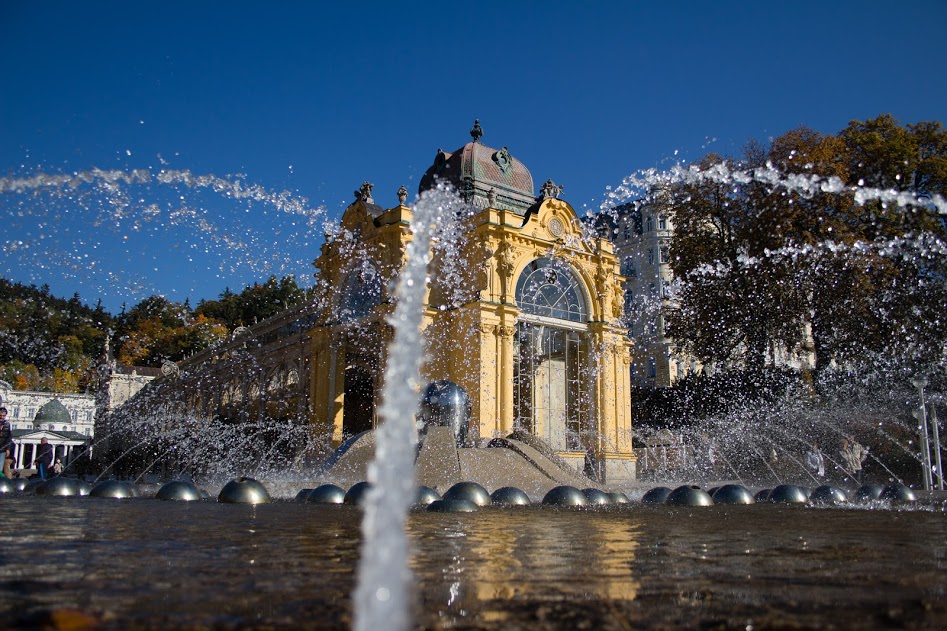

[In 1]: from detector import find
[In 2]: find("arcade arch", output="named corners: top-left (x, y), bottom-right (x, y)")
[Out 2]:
top-left (513, 258), bottom-right (593, 452)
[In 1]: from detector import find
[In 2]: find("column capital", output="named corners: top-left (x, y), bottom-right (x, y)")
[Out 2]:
top-left (495, 325), bottom-right (516, 338)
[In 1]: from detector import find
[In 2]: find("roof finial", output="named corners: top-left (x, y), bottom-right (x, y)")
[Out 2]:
top-left (539, 179), bottom-right (564, 200)
top-left (354, 181), bottom-right (374, 203)
top-left (470, 119), bottom-right (483, 143)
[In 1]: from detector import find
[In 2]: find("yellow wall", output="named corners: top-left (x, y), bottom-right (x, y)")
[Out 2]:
top-left (309, 194), bottom-right (637, 481)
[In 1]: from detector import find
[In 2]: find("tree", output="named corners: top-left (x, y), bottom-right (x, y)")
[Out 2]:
top-left (663, 151), bottom-right (806, 371)
top-left (114, 297), bottom-right (228, 367)
top-left (196, 275), bottom-right (306, 329)
top-left (0, 278), bottom-right (114, 392)
top-left (663, 115), bottom-right (947, 379)
top-left (838, 116), bottom-right (947, 374)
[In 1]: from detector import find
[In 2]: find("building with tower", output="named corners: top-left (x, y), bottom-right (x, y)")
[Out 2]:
top-left (0, 381), bottom-right (96, 472)
top-left (142, 123), bottom-right (638, 483)
top-left (308, 122), bottom-right (636, 482)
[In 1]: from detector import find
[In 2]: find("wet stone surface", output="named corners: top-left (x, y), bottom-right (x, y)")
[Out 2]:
top-left (0, 497), bottom-right (945, 629)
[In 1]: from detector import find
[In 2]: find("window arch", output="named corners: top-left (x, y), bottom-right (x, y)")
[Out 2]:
top-left (336, 260), bottom-right (383, 323)
top-left (513, 257), bottom-right (592, 453)
top-left (515, 258), bottom-right (588, 323)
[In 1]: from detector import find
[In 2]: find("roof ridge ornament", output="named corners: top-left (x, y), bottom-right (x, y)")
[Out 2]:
top-left (470, 119), bottom-right (483, 143)
top-left (539, 179), bottom-right (564, 200)
top-left (354, 181), bottom-right (374, 203)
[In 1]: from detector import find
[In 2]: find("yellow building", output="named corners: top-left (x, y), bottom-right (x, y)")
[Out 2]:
top-left (309, 123), bottom-right (636, 483)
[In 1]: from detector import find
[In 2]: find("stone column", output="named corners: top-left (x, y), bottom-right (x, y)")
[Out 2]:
top-left (327, 340), bottom-right (341, 443)
top-left (475, 321), bottom-right (497, 439)
top-left (496, 324), bottom-right (516, 435)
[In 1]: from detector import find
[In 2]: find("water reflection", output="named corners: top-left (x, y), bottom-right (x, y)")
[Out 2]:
top-left (408, 508), bottom-right (642, 625)
top-left (0, 498), bottom-right (945, 629)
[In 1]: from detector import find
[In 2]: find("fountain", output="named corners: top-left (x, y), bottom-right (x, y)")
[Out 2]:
top-left (1, 123), bottom-right (946, 629)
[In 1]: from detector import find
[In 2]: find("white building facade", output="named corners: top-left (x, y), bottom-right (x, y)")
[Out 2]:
top-left (606, 201), bottom-right (701, 388)
top-left (0, 381), bottom-right (96, 435)
top-left (0, 380), bottom-right (97, 470)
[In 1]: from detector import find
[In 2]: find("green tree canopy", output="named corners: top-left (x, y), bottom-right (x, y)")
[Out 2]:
top-left (0, 274), bottom-right (309, 388)
top-left (195, 275), bottom-right (307, 329)
top-left (663, 114), bottom-right (947, 380)
top-left (0, 279), bottom-right (113, 392)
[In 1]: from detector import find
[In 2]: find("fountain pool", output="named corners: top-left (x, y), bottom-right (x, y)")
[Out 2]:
top-left (0, 494), bottom-right (945, 629)
top-left (3, 121), bottom-right (945, 630)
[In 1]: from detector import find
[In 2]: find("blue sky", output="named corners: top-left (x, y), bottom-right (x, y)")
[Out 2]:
top-left (2, 1), bottom-right (945, 313)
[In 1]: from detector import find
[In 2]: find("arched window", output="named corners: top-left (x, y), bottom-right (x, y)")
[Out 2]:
top-left (268, 368), bottom-right (284, 393)
top-left (515, 258), bottom-right (587, 323)
top-left (514, 258), bottom-right (591, 453)
top-left (336, 260), bottom-right (383, 323)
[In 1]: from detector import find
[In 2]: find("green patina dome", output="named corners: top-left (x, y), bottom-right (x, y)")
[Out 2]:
top-left (34, 399), bottom-right (71, 427)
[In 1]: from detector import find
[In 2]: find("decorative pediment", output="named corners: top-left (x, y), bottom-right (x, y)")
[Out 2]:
top-left (15, 429), bottom-right (88, 443)
top-left (340, 201), bottom-right (374, 235)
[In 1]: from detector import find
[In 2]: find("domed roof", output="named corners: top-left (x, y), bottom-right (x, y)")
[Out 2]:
top-left (34, 399), bottom-right (71, 427)
top-left (418, 120), bottom-right (535, 214)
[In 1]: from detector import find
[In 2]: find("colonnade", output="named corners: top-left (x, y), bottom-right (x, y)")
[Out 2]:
top-left (13, 438), bottom-right (89, 471)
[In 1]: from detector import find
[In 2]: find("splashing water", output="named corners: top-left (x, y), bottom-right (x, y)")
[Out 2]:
top-left (601, 161), bottom-right (947, 215)
top-left (0, 167), bottom-right (326, 305)
top-left (6, 147), bottom-right (944, 631)
top-left (353, 182), bottom-right (466, 631)
top-left (595, 157), bottom-right (946, 489)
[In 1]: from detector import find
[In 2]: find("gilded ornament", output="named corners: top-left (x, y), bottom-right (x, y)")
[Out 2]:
top-left (494, 325), bottom-right (515, 338)
top-left (612, 285), bottom-right (624, 319)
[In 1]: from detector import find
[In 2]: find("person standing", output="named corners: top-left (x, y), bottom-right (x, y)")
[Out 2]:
top-left (806, 440), bottom-right (826, 478)
top-left (33, 437), bottom-right (54, 480)
top-left (52, 459), bottom-right (63, 476)
top-left (840, 436), bottom-right (868, 484)
top-left (0, 408), bottom-right (14, 479)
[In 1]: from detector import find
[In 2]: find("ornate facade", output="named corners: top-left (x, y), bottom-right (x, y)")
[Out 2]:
top-left (309, 124), bottom-right (636, 483)
top-left (0, 381), bottom-right (96, 471)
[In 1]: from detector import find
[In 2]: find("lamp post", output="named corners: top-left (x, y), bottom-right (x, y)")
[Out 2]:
top-left (931, 402), bottom-right (944, 491)
top-left (911, 377), bottom-right (933, 491)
